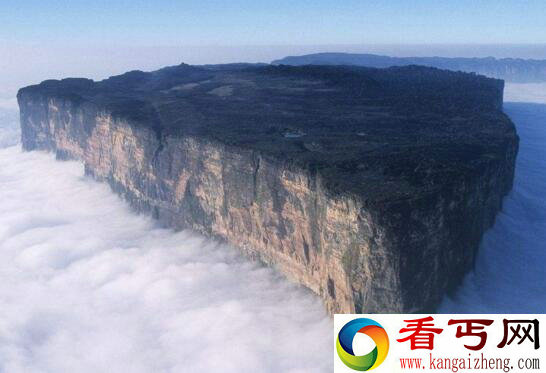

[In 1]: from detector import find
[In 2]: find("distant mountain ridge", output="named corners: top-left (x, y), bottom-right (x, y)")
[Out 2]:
top-left (272, 52), bottom-right (546, 83)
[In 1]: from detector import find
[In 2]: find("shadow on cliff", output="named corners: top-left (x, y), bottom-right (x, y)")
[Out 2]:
top-left (441, 101), bottom-right (546, 313)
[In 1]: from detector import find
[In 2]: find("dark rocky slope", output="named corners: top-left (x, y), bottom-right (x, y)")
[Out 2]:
top-left (273, 52), bottom-right (546, 83)
top-left (17, 64), bottom-right (518, 313)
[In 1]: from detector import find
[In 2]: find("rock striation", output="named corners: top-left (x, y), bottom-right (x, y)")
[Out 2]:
top-left (17, 64), bottom-right (518, 313)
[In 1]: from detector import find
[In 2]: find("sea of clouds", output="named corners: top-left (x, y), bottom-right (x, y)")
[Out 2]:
top-left (0, 113), bottom-right (332, 372)
top-left (441, 84), bottom-right (546, 312)
top-left (1, 83), bottom-right (545, 372)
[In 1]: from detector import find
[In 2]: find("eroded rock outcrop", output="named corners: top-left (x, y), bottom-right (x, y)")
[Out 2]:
top-left (17, 64), bottom-right (518, 313)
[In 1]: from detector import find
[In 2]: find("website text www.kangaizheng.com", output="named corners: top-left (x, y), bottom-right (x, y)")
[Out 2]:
top-left (399, 353), bottom-right (540, 372)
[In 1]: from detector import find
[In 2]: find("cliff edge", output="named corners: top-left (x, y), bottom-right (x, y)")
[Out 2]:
top-left (17, 64), bottom-right (518, 313)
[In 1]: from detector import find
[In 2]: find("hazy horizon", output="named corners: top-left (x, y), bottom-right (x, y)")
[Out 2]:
top-left (3, 1), bottom-right (545, 107)
top-left (2, 42), bottom-right (546, 110)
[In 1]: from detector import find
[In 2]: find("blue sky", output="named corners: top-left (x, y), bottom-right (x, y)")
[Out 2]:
top-left (2, 0), bottom-right (545, 46)
top-left (1, 0), bottom-right (545, 104)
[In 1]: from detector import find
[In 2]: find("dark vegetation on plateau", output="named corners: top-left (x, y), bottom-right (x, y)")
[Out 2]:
top-left (19, 63), bottom-right (514, 200)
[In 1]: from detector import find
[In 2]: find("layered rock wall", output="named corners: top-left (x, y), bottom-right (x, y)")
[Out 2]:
top-left (18, 88), bottom-right (518, 314)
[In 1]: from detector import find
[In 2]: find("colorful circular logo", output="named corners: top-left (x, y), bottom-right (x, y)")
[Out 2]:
top-left (336, 318), bottom-right (389, 371)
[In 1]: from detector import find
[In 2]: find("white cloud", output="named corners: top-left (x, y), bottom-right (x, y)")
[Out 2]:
top-left (0, 117), bottom-right (332, 372)
top-left (0, 97), bottom-right (18, 110)
top-left (0, 109), bottom-right (19, 148)
top-left (505, 83), bottom-right (546, 104)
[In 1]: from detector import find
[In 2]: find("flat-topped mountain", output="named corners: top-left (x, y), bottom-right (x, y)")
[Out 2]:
top-left (18, 63), bottom-right (518, 313)
top-left (273, 52), bottom-right (546, 83)
top-left (19, 64), bottom-right (508, 200)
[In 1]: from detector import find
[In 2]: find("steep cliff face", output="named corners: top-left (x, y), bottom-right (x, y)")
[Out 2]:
top-left (17, 64), bottom-right (518, 313)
